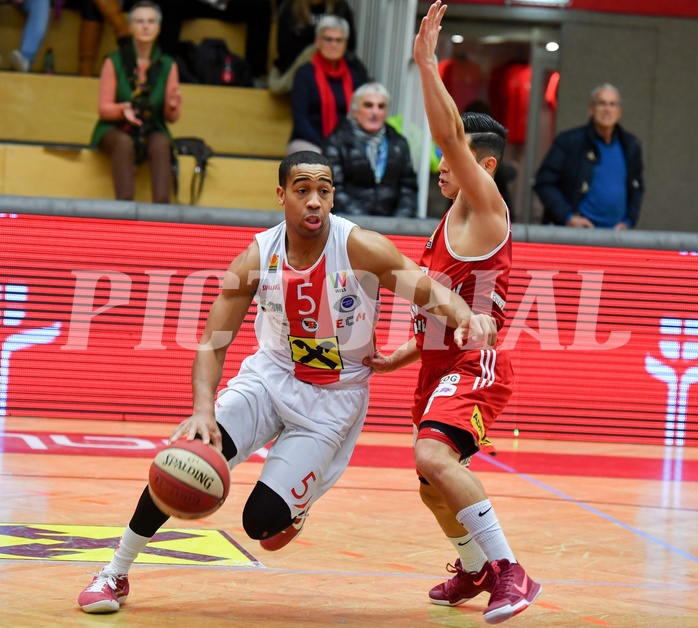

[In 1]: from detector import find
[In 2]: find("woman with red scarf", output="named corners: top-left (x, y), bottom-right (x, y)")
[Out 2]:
top-left (287, 15), bottom-right (369, 155)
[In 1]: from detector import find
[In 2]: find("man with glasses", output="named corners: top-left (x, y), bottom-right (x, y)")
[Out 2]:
top-left (534, 83), bottom-right (644, 229)
top-left (323, 82), bottom-right (418, 218)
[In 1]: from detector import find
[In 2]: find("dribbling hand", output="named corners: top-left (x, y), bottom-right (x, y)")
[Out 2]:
top-left (168, 411), bottom-right (223, 451)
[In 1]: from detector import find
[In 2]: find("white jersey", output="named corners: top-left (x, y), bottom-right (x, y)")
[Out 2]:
top-left (252, 214), bottom-right (379, 387)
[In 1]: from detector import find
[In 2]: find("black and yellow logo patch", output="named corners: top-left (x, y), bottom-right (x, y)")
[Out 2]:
top-left (289, 336), bottom-right (343, 370)
top-left (470, 404), bottom-right (486, 443)
top-left (0, 524), bottom-right (258, 566)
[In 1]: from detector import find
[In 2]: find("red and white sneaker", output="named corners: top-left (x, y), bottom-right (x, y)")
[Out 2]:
top-left (428, 559), bottom-right (492, 606)
top-left (259, 515), bottom-right (306, 551)
top-left (483, 559), bottom-right (541, 624)
top-left (77, 565), bottom-right (130, 613)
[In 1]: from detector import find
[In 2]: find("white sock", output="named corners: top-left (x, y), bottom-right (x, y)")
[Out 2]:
top-left (456, 499), bottom-right (516, 563)
top-left (449, 533), bottom-right (488, 572)
top-left (109, 527), bottom-right (151, 575)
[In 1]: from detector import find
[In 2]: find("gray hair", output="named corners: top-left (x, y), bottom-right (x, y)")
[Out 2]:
top-left (351, 82), bottom-right (391, 112)
top-left (316, 15), bottom-right (350, 40)
top-left (590, 83), bottom-right (622, 105)
top-left (129, 1), bottom-right (162, 24)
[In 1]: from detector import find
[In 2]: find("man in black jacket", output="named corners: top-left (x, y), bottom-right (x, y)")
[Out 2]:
top-left (323, 82), bottom-right (418, 218)
top-left (534, 83), bottom-right (644, 229)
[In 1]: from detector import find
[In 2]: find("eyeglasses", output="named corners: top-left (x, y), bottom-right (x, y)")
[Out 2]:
top-left (361, 101), bottom-right (387, 110)
top-left (593, 100), bottom-right (620, 108)
top-left (320, 36), bottom-right (347, 44)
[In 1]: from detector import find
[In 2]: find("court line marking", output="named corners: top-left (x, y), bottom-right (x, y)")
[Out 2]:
top-left (2, 558), bottom-right (697, 590)
top-left (476, 453), bottom-right (698, 564)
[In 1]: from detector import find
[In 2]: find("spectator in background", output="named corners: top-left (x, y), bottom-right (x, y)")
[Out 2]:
top-left (156, 0), bottom-right (272, 86)
top-left (76, 0), bottom-right (132, 77)
top-left (534, 83), bottom-right (644, 229)
top-left (287, 15), bottom-right (368, 155)
top-left (5, 0), bottom-right (50, 72)
top-left (270, 0), bottom-right (356, 95)
top-left (323, 82), bottom-right (418, 218)
top-left (91, 1), bottom-right (182, 203)
top-left (438, 39), bottom-right (484, 114)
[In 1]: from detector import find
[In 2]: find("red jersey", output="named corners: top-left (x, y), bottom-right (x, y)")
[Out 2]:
top-left (413, 206), bottom-right (512, 364)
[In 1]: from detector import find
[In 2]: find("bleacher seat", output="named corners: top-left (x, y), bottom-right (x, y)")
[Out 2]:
top-left (0, 72), bottom-right (291, 158)
top-left (0, 7), bottom-right (287, 208)
top-left (0, 143), bottom-right (281, 210)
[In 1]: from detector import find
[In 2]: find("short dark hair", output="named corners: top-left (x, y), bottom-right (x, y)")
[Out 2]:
top-left (462, 112), bottom-right (508, 167)
top-left (279, 151), bottom-right (333, 187)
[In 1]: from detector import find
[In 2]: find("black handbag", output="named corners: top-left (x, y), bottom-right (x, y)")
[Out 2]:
top-left (171, 137), bottom-right (214, 205)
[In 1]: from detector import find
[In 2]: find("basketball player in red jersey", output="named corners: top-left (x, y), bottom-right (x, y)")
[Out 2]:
top-left (365, 2), bottom-right (541, 624)
top-left (77, 149), bottom-right (498, 614)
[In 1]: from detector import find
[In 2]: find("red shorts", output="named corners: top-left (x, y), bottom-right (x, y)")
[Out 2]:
top-left (412, 349), bottom-right (514, 456)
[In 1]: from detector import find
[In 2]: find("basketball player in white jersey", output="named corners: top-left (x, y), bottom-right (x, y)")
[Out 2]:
top-left (365, 2), bottom-right (541, 624)
top-left (77, 150), bottom-right (498, 613)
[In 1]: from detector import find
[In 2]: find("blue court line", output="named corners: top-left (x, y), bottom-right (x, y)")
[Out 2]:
top-left (476, 453), bottom-right (698, 564)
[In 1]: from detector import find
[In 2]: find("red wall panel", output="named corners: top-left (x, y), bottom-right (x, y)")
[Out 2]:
top-left (446, 0), bottom-right (698, 20)
top-left (1, 214), bottom-right (696, 446)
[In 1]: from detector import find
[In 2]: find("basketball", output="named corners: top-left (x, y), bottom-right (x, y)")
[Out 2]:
top-left (148, 439), bottom-right (230, 520)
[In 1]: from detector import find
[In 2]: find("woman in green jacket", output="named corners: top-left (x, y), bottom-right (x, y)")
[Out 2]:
top-left (92, 1), bottom-right (182, 203)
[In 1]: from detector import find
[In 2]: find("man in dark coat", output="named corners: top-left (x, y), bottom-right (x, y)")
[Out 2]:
top-left (323, 82), bottom-right (418, 218)
top-left (534, 83), bottom-right (644, 229)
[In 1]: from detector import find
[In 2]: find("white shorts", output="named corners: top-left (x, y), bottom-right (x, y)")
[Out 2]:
top-left (215, 351), bottom-right (369, 517)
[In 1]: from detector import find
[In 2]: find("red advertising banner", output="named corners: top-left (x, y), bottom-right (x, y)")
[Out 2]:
top-left (1, 213), bottom-right (697, 446)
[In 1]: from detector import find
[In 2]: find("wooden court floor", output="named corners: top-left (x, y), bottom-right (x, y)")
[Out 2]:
top-left (1, 417), bottom-right (697, 627)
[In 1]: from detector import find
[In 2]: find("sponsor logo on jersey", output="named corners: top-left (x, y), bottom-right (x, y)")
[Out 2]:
top-left (440, 373), bottom-right (461, 384)
top-left (336, 311), bottom-right (367, 328)
top-left (334, 294), bottom-right (360, 313)
top-left (491, 290), bottom-right (506, 310)
top-left (288, 335), bottom-right (343, 370)
top-left (330, 272), bottom-right (347, 292)
top-left (470, 404), bottom-right (485, 441)
top-left (259, 300), bottom-right (282, 313)
top-left (268, 253), bottom-right (279, 272)
top-left (261, 284), bottom-right (280, 291)
top-left (433, 384), bottom-right (456, 398)
top-left (301, 317), bottom-right (319, 333)
top-left (425, 230), bottom-right (436, 249)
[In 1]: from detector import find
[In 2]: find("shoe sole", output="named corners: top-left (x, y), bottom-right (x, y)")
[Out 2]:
top-left (429, 591), bottom-right (487, 606)
top-left (259, 520), bottom-right (304, 551)
top-left (79, 599), bottom-right (120, 613)
top-left (483, 583), bottom-right (542, 625)
top-left (78, 591), bottom-right (127, 614)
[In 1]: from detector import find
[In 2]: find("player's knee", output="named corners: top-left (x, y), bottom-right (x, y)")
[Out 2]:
top-left (242, 481), bottom-right (293, 540)
top-left (415, 442), bottom-right (455, 487)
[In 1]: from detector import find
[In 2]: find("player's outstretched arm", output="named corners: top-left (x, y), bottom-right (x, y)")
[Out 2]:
top-left (170, 242), bottom-right (260, 449)
top-left (414, 1), bottom-right (500, 215)
top-left (348, 228), bottom-right (497, 349)
top-left (414, 2), bottom-right (462, 158)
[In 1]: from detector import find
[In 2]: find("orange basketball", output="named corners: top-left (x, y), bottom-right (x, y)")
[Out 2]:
top-left (148, 439), bottom-right (230, 520)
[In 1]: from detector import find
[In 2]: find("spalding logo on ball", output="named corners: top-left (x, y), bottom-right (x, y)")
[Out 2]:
top-left (148, 439), bottom-right (231, 519)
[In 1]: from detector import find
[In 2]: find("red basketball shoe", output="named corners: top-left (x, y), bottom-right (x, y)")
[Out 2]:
top-left (483, 559), bottom-right (541, 624)
top-left (259, 515), bottom-right (306, 551)
top-left (428, 559), bottom-right (492, 606)
top-left (78, 565), bottom-right (130, 613)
